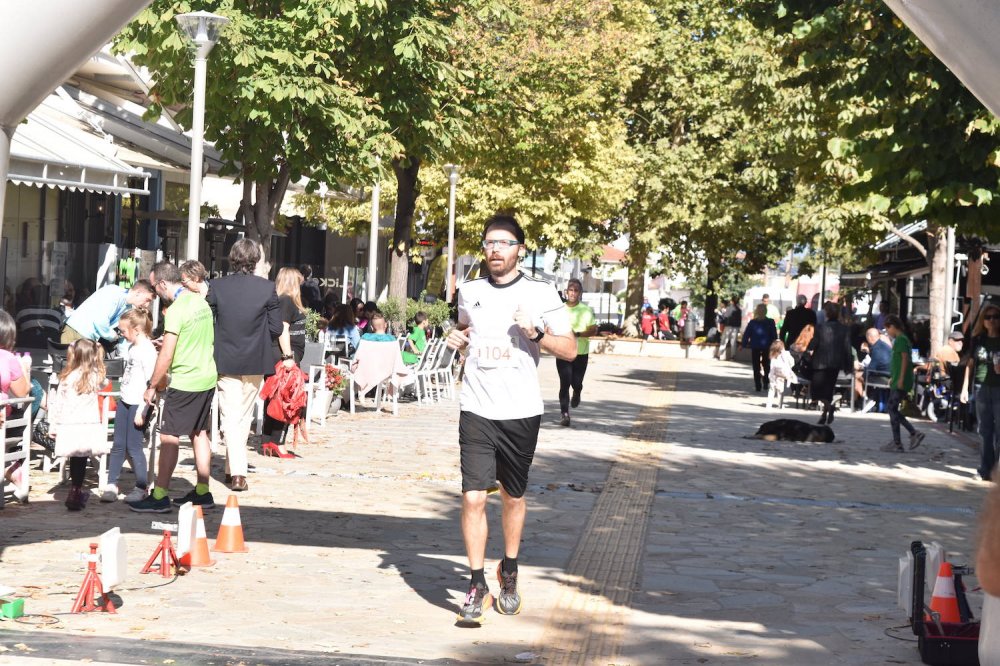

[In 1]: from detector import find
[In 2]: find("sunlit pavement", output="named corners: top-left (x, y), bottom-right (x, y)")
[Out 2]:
top-left (0, 354), bottom-right (984, 665)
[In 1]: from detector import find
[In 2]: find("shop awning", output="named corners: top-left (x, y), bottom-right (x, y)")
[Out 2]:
top-left (841, 258), bottom-right (928, 288)
top-left (8, 94), bottom-right (149, 196)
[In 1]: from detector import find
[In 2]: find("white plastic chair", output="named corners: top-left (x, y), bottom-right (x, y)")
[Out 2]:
top-left (305, 364), bottom-right (332, 426)
top-left (414, 339), bottom-right (444, 403)
top-left (345, 341), bottom-right (413, 416)
top-left (0, 396), bottom-right (34, 508)
top-left (433, 345), bottom-right (459, 400)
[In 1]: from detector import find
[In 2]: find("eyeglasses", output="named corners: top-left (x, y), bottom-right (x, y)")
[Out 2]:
top-left (482, 239), bottom-right (520, 250)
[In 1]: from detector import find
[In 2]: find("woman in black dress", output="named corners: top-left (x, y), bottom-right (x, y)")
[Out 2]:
top-left (808, 301), bottom-right (854, 424)
top-left (261, 267), bottom-right (307, 458)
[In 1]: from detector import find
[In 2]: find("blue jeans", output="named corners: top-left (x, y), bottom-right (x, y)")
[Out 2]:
top-left (888, 389), bottom-right (915, 444)
top-left (977, 384), bottom-right (1000, 478)
top-left (107, 400), bottom-right (148, 488)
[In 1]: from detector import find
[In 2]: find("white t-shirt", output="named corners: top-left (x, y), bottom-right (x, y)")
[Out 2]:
top-left (458, 273), bottom-right (571, 420)
top-left (120, 337), bottom-right (157, 405)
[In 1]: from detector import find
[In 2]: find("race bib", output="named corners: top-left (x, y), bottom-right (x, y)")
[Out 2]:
top-left (474, 335), bottom-right (519, 368)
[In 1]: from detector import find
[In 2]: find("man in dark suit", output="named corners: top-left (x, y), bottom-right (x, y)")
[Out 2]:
top-left (780, 294), bottom-right (817, 348)
top-left (207, 239), bottom-right (282, 492)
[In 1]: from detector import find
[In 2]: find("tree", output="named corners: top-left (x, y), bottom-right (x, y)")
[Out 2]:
top-left (621, 1), bottom-right (801, 332)
top-left (751, 0), bottom-right (1000, 346)
top-left (335, 1), bottom-right (487, 300)
top-left (448, 0), bottom-right (649, 260)
top-left (115, 0), bottom-right (475, 266)
top-left (296, 0), bottom-right (652, 295)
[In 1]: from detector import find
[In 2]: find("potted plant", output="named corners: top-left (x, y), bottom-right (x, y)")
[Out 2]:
top-left (321, 363), bottom-right (348, 416)
top-left (302, 310), bottom-right (326, 367)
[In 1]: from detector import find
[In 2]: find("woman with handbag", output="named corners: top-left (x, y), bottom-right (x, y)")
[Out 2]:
top-left (807, 302), bottom-right (854, 425)
top-left (49, 339), bottom-right (108, 510)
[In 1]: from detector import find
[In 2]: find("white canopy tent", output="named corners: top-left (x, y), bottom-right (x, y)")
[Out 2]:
top-left (884, 0), bottom-right (1000, 118)
top-left (10, 93), bottom-right (149, 196)
top-left (0, 1), bottom-right (152, 233)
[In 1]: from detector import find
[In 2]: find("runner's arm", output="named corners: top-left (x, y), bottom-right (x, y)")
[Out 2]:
top-left (145, 332), bottom-right (177, 398)
top-left (540, 329), bottom-right (577, 361)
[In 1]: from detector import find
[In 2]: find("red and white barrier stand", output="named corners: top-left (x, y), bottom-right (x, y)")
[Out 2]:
top-left (141, 521), bottom-right (185, 577)
top-left (70, 543), bottom-right (116, 614)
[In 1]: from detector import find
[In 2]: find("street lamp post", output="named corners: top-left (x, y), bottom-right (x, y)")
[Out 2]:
top-left (176, 11), bottom-right (229, 261)
top-left (367, 174), bottom-right (381, 302)
top-left (443, 164), bottom-right (461, 302)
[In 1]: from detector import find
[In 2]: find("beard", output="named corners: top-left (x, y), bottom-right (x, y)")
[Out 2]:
top-left (487, 251), bottom-right (519, 280)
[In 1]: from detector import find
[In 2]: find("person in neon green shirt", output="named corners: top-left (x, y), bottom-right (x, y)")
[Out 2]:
top-left (558, 279), bottom-right (598, 427)
top-left (881, 314), bottom-right (925, 453)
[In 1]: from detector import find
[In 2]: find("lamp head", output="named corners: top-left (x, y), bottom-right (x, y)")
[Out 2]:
top-left (176, 11), bottom-right (229, 57)
top-left (442, 163), bottom-right (462, 182)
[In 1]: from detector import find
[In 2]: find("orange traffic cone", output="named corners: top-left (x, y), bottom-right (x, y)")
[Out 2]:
top-left (212, 495), bottom-right (249, 553)
top-left (179, 505), bottom-right (215, 568)
top-left (926, 562), bottom-right (960, 624)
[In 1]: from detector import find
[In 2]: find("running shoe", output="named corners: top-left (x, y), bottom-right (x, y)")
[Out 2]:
top-left (909, 431), bottom-right (926, 451)
top-left (880, 441), bottom-right (904, 453)
top-left (457, 583), bottom-right (493, 626)
top-left (128, 494), bottom-right (172, 513)
top-left (172, 489), bottom-right (215, 509)
top-left (495, 563), bottom-right (522, 615)
top-left (560, 413), bottom-right (570, 427)
top-left (570, 389), bottom-right (581, 408)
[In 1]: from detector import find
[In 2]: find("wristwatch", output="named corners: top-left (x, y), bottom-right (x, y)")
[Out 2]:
top-left (281, 353), bottom-right (294, 361)
top-left (531, 327), bottom-right (545, 343)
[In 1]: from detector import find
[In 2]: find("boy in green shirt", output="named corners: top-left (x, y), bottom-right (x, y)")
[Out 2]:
top-left (403, 312), bottom-right (428, 365)
top-left (881, 315), bottom-right (925, 453)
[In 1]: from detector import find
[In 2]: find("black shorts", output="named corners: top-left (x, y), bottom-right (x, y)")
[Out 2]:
top-left (459, 411), bottom-right (541, 499)
top-left (159, 387), bottom-right (215, 437)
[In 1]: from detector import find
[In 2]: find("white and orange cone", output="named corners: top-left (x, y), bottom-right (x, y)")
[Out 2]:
top-left (926, 561), bottom-right (960, 624)
top-left (212, 495), bottom-right (249, 553)
top-left (179, 505), bottom-right (215, 568)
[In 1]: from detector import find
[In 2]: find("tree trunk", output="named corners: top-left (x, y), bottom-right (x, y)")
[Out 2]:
top-left (389, 156), bottom-right (421, 301)
top-left (926, 224), bottom-right (946, 352)
top-left (704, 256), bottom-right (720, 334)
top-left (623, 235), bottom-right (647, 338)
top-left (240, 162), bottom-right (290, 266)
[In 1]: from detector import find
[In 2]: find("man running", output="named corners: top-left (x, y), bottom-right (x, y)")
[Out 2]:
top-left (446, 214), bottom-right (577, 626)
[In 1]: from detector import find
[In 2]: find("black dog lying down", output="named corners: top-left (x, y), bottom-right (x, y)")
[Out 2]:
top-left (748, 419), bottom-right (835, 443)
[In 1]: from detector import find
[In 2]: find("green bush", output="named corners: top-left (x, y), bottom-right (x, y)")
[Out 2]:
top-left (304, 309), bottom-right (324, 342)
top-left (379, 292), bottom-right (452, 335)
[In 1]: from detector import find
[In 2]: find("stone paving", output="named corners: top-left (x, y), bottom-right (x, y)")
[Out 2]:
top-left (0, 354), bottom-right (990, 665)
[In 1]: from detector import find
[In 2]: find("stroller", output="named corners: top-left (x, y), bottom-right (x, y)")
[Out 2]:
top-left (915, 361), bottom-right (955, 423)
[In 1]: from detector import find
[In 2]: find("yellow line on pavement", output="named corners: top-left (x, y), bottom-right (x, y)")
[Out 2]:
top-left (537, 358), bottom-right (676, 665)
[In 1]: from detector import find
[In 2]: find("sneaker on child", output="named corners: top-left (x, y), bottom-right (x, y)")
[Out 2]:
top-left (100, 485), bottom-right (119, 503)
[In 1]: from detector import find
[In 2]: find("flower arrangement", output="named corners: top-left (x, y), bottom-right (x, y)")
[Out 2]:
top-left (324, 364), bottom-right (347, 393)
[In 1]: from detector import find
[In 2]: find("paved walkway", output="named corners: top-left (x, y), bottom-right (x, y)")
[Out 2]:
top-left (0, 355), bottom-right (988, 664)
